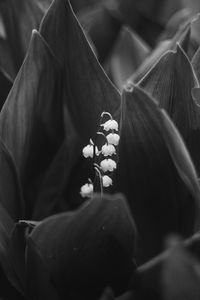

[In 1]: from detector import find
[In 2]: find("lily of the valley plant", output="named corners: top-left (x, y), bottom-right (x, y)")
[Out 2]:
top-left (1, 0), bottom-right (200, 299)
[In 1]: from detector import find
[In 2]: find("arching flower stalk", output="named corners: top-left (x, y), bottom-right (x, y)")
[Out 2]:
top-left (80, 112), bottom-right (119, 198)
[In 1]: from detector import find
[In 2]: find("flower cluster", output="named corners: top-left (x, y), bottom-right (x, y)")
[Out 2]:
top-left (80, 112), bottom-right (120, 197)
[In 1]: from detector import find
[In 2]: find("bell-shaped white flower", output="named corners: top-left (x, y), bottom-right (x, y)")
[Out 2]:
top-left (82, 144), bottom-right (99, 158)
top-left (100, 158), bottom-right (117, 172)
top-left (80, 183), bottom-right (93, 197)
top-left (101, 119), bottom-right (119, 131)
top-left (101, 144), bottom-right (116, 156)
top-left (106, 133), bottom-right (120, 146)
top-left (102, 175), bottom-right (113, 187)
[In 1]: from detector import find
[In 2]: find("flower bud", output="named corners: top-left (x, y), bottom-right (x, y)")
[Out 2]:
top-left (80, 183), bottom-right (94, 197)
top-left (102, 175), bottom-right (113, 187)
top-left (101, 119), bottom-right (119, 131)
top-left (100, 159), bottom-right (117, 172)
top-left (101, 144), bottom-right (116, 156)
top-left (82, 144), bottom-right (99, 158)
top-left (106, 133), bottom-right (120, 146)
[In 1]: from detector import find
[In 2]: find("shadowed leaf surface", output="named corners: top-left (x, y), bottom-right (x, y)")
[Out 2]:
top-left (0, 0), bottom-right (47, 78)
top-left (129, 20), bottom-right (191, 84)
top-left (7, 221), bottom-right (39, 295)
top-left (192, 46), bottom-right (200, 84)
top-left (40, 0), bottom-right (120, 141)
top-left (30, 194), bottom-right (137, 299)
top-left (0, 68), bottom-right (12, 110)
top-left (26, 237), bottom-right (59, 300)
top-left (115, 85), bottom-right (196, 264)
top-left (162, 238), bottom-right (200, 300)
top-left (0, 30), bottom-right (64, 218)
top-left (0, 139), bottom-right (24, 221)
top-left (108, 26), bottom-right (150, 91)
top-left (140, 44), bottom-right (200, 175)
top-left (133, 234), bottom-right (200, 300)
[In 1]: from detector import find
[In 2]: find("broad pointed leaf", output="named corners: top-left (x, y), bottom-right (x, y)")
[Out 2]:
top-left (0, 201), bottom-right (23, 295)
top-left (32, 131), bottom-right (88, 220)
top-left (79, 4), bottom-right (122, 63)
top-left (133, 234), bottom-right (200, 299)
top-left (129, 21), bottom-right (191, 83)
top-left (0, 67), bottom-right (12, 110)
top-left (0, 12), bottom-right (15, 79)
top-left (6, 221), bottom-right (39, 295)
top-left (192, 46), bottom-right (200, 84)
top-left (30, 193), bottom-right (137, 299)
top-left (25, 237), bottom-right (59, 300)
top-left (0, 139), bottom-right (24, 221)
top-left (115, 85), bottom-right (196, 264)
top-left (0, 30), bottom-right (64, 218)
top-left (109, 26), bottom-right (150, 91)
top-left (155, 108), bottom-right (200, 230)
top-left (0, 0), bottom-right (45, 77)
top-left (162, 238), bottom-right (200, 300)
top-left (40, 0), bottom-right (120, 140)
top-left (139, 44), bottom-right (200, 175)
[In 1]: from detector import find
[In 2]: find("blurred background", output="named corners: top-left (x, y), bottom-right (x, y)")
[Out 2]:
top-left (0, 0), bottom-right (200, 98)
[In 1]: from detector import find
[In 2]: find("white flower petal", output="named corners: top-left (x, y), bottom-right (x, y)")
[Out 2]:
top-left (100, 158), bottom-right (117, 172)
top-left (80, 183), bottom-right (93, 197)
top-left (101, 144), bottom-right (116, 156)
top-left (101, 119), bottom-right (119, 131)
top-left (82, 144), bottom-right (99, 158)
top-left (102, 175), bottom-right (113, 187)
top-left (106, 133), bottom-right (120, 146)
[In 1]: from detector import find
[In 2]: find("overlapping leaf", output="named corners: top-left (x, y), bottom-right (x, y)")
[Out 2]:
top-left (129, 19), bottom-right (191, 83)
top-left (139, 44), bottom-right (200, 174)
top-left (26, 237), bottom-right (59, 300)
top-left (0, 30), bottom-right (64, 218)
top-left (0, 139), bottom-right (24, 221)
top-left (192, 46), bottom-right (200, 83)
top-left (40, 0), bottom-right (120, 140)
top-left (0, 0), bottom-right (46, 79)
top-left (29, 0), bottom-right (122, 218)
top-left (0, 67), bottom-right (12, 110)
top-left (79, 4), bottom-right (122, 63)
top-left (108, 27), bottom-right (150, 91)
top-left (29, 194), bottom-right (137, 299)
top-left (133, 234), bottom-right (200, 300)
top-left (162, 238), bottom-right (200, 300)
top-left (115, 85), bottom-right (197, 264)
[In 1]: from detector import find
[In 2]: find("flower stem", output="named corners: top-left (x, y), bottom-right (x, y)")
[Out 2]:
top-left (101, 112), bottom-right (113, 120)
top-left (94, 166), bottom-right (103, 197)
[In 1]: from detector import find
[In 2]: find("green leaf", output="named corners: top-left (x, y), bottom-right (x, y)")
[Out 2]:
top-left (115, 85), bottom-right (197, 264)
top-left (0, 30), bottom-right (64, 218)
top-left (40, 0), bottom-right (120, 140)
top-left (29, 193), bottom-right (137, 299)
